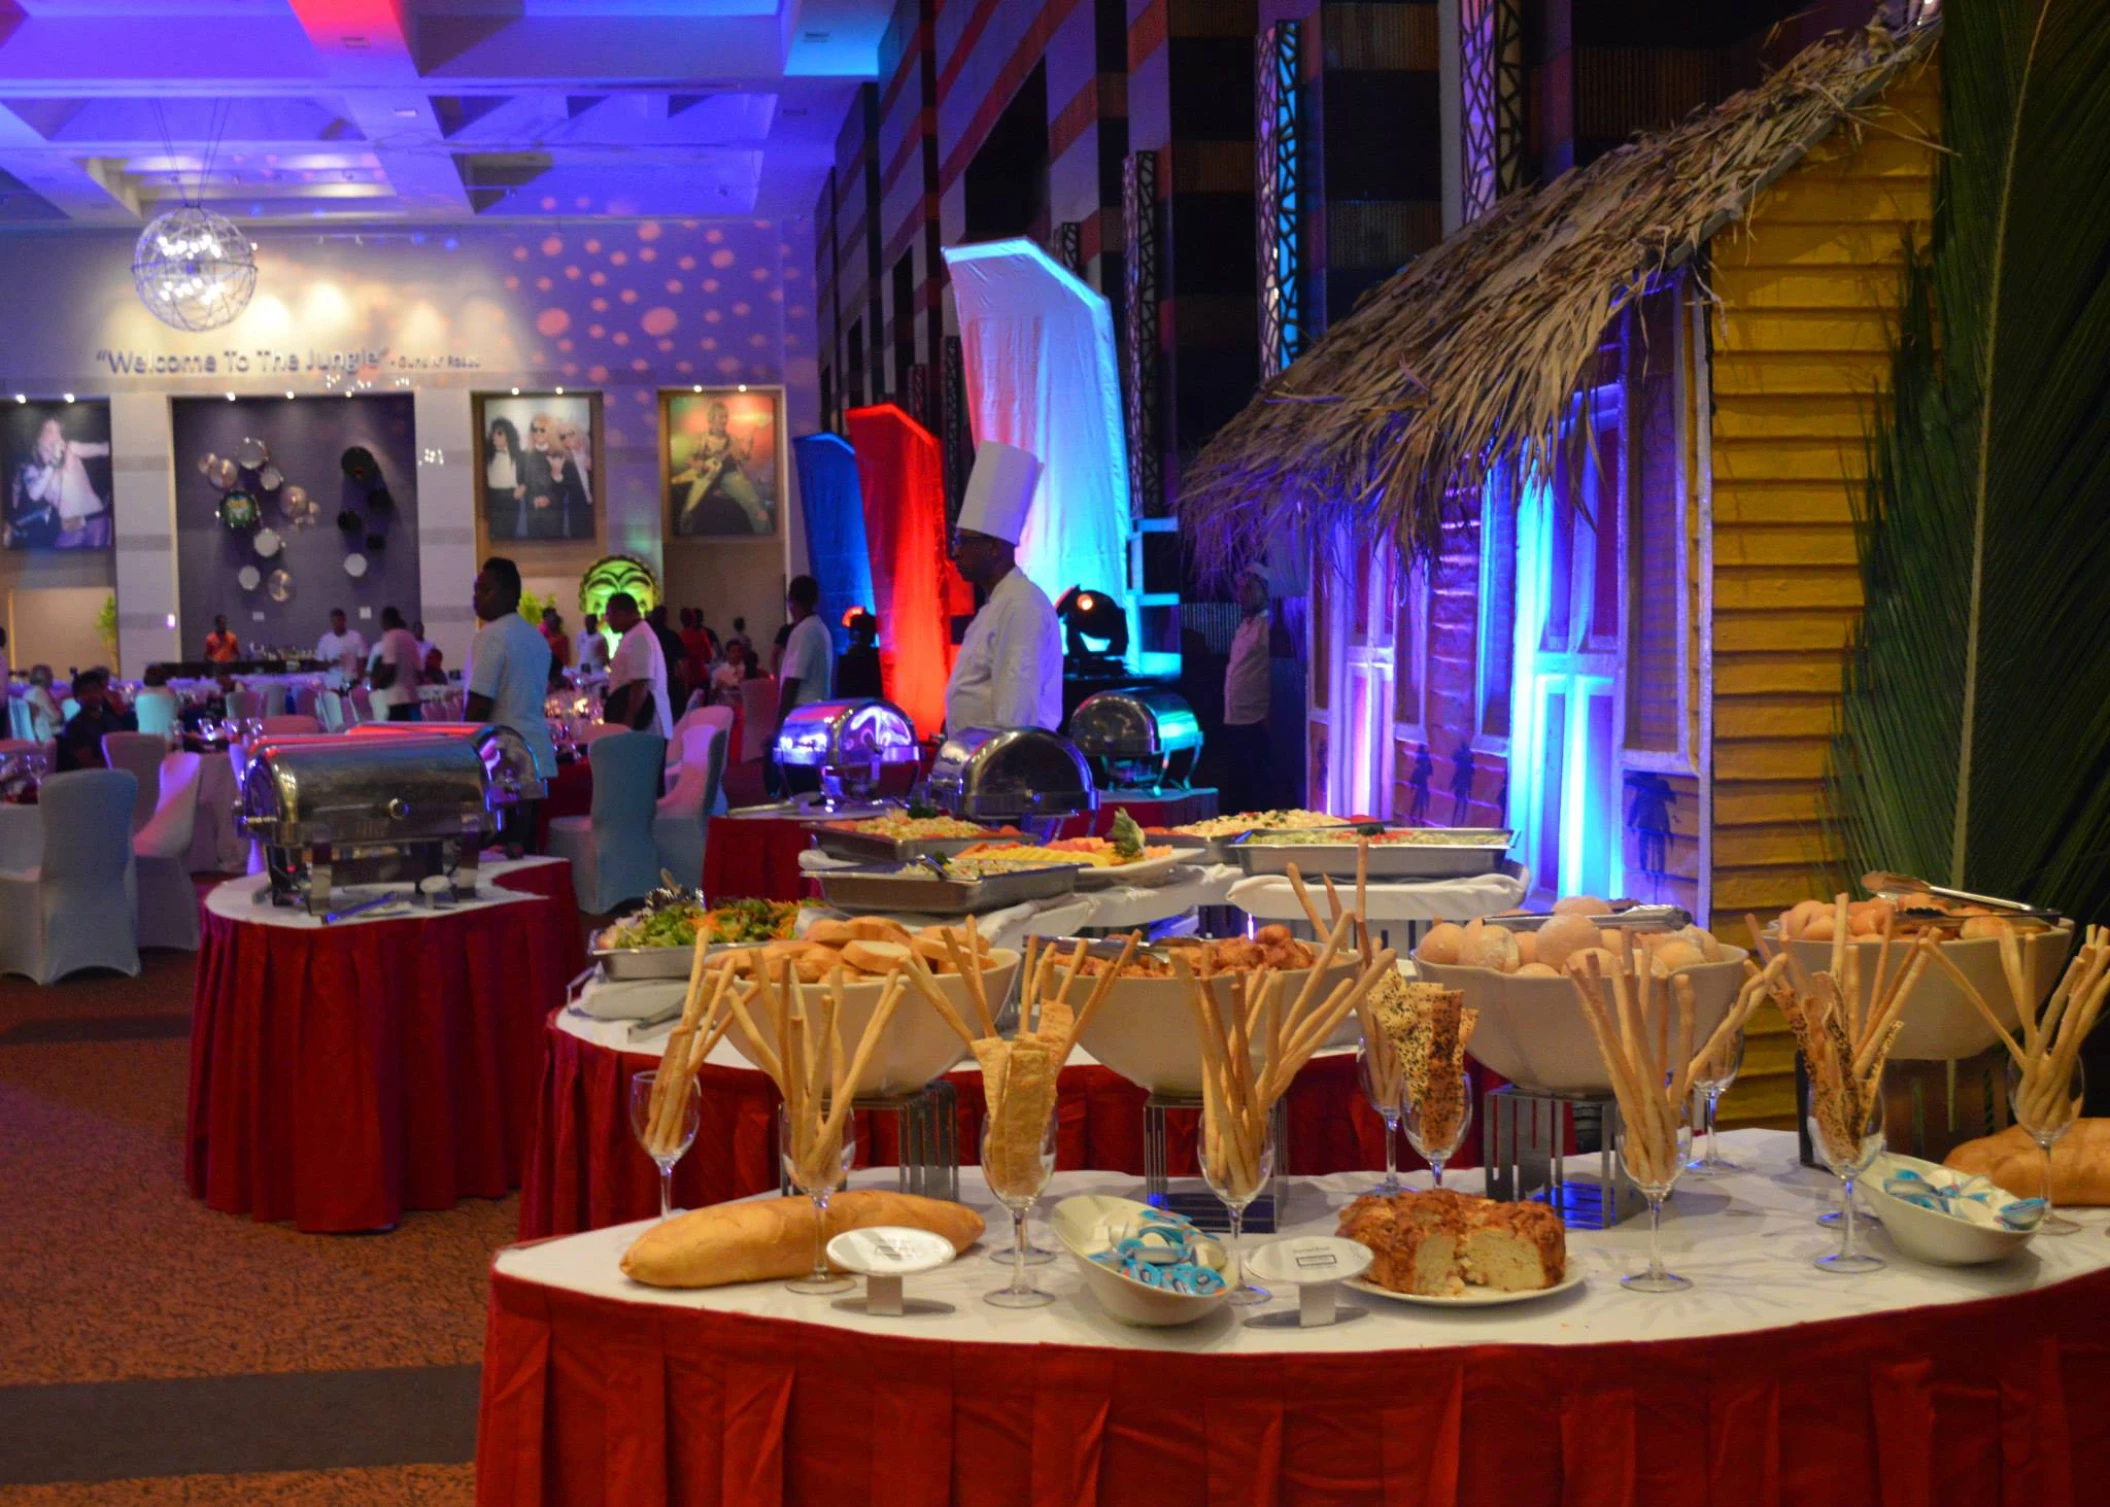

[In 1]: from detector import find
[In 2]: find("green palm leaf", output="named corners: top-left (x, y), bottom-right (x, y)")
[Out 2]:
top-left (1828, 0), bottom-right (2110, 918)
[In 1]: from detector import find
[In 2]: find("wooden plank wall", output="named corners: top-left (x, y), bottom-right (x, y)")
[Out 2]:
top-left (1709, 59), bottom-right (1938, 1124)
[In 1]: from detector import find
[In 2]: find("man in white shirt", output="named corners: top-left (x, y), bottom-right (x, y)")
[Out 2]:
top-left (463, 559), bottom-right (556, 853)
top-left (603, 591), bottom-right (672, 739)
top-left (944, 440), bottom-right (1062, 733)
top-left (769, 574), bottom-right (836, 796)
top-left (1217, 564), bottom-right (1274, 816)
top-left (316, 609), bottom-right (367, 680)
top-left (367, 606), bottom-right (425, 722)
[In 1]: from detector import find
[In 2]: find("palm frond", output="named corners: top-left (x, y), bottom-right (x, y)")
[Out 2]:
top-left (1827, 0), bottom-right (2110, 919)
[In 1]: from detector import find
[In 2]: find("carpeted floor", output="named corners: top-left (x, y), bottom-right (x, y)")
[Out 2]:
top-left (0, 948), bottom-right (510, 1504)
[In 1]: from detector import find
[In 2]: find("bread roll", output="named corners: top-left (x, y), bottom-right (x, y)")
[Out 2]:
top-left (621, 1190), bottom-right (988, 1287)
top-left (1417, 922), bottom-right (1467, 965)
top-left (848, 916), bottom-right (913, 945)
top-left (1552, 895), bottom-right (1607, 918)
top-left (804, 918), bottom-right (858, 947)
top-left (1944, 1120), bottom-right (2110, 1205)
top-left (843, 939), bottom-right (911, 974)
top-left (1534, 914), bottom-right (1600, 971)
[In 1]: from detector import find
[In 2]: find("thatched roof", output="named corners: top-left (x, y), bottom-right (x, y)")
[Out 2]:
top-left (1182, 19), bottom-right (1939, 576)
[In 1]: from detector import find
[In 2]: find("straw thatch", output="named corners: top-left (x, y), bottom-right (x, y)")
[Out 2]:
top-left (1181, 19), bottom-right (1939, 578)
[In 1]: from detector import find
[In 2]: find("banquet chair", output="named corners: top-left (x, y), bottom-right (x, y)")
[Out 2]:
top-left (653, 724), bottom-right (728, 890)
top-left (0, 769), bottom-right (140, 984)
top-left (101, 731), bottom-right (167, 833)
top-left (293, 686), bottom-right (320, 720)
top-left (229, 689), bottom-right (266, 721)
top-left (575, 721), bottom-right (622, 747)
top-left (260, 714), bottom-right (320, 735)
top-left (316, 690), bottom-right (346, 732)
top-left (132, 690), bottom-right (180, 740)
top-left (347, 688), bottom-right (374, 724)
top-left (7, 698), bottom-right (30, 740)
top-left (545, 731), bottom-right (668, 913)
top-left (738, 677), bottom-right (779, 762)
top-left (134, 752), bottom-right (201, 951)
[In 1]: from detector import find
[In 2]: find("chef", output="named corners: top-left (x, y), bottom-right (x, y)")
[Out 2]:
top-left (945, 440), bottom-right (1062, 733)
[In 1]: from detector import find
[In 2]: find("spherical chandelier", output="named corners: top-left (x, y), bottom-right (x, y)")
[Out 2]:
top-left (132, 206), bottom-right (256, 331)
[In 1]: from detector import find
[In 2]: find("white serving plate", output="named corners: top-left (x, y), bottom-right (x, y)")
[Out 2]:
top-left (1073, 951), bottom-right (1365, 1096)
top-left (719, 949), bottom-right (1018, 1097)
top-left (1051, 1194), bottom-right (1229, 1328)
top-left (1345, 1269), bottom-right (1584, 1307)
top-left (1862, 1152), bottom-right (2036, 1266)
top-left (1074, 851), bottom-right (1180, 890)
top-left (1416, 947), bottom-right (1750, 1097)
top-left (1776, 924), bottom-right (2073, 1061)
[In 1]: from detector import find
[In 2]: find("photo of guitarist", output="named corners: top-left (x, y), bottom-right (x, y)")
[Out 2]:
top-left (670, 399), bottom-right (772, 535)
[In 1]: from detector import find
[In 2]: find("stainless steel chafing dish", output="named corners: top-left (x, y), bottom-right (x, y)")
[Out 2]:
top-left (1068, 687), bottom-right (1203, 791)
top-left (922, 726), bottom-right (1096, 839)
top-left (344, 721), bottom-right (550, 804)
top-left (772, 698), bottom-right (919, 806)
top-left (237, 735), bottom-right (497, 913)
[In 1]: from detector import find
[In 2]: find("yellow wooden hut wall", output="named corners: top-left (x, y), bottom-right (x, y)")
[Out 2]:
top-left (1708, 58), bottom-right (1940, 1123)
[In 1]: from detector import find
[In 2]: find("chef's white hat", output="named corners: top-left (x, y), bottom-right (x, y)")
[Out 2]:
top-left (955, 440), bottom-right (1042, 546)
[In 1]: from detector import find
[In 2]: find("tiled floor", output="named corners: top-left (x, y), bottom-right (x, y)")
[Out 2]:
top-left (0, 950), bottom-right (514, 1502)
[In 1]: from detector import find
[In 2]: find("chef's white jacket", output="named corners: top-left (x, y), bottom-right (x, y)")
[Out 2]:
top-left (945, 568), bottom-right (1063, 733)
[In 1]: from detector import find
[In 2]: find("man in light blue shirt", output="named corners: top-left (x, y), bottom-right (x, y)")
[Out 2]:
top-left (464, 556), bottom-right (556, 850)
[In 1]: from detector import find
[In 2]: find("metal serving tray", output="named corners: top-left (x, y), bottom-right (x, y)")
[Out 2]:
top-left (591, 945), bottom-right (698, 982)
top-left (1230, 827), bottom-right (1516, 880)
top-left (816, 862), bottom-right (1080, 917)
top-left (803, 823), bottom-right (1019, 865)
top-left (1160, 821), bottom-right (1353, 866)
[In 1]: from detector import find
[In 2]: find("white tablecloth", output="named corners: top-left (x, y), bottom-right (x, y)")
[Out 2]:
top-left (187, 750), bottom-right (245, 874)
top-left (495, 1129), bottom-right (2108, 1353)
top-left (1229, 867), bottom-right (1528, 927)
top-left (0, 801), bottom-right (39, 871)
top-left (204, 854), bottom-right (564, 929)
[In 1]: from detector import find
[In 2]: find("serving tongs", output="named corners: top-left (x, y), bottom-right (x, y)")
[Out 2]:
top-left (1487, 903), bottom-right (1692, 934)
top-left (1859, 871), bottom-right (2064, 928)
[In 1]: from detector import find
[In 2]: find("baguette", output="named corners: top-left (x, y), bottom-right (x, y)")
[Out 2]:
top-left (620, 1190), bottom-right (987, 1288)
top-left (1944, 1119), bottom-right (2110, 1205)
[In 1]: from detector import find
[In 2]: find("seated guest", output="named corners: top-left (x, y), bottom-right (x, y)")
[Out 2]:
top-left (711, 640), bottom-right (751, 701)
top-left (132, 664), bottom-right (180, 738)
top-left (55, 667), bottom-right (134, 772)
top-left (421, 645), bottom-right (448, 685)
top-left (204, 615), bottom-right (241, 665)
top-left (24, 665), bottom-right (62, 742)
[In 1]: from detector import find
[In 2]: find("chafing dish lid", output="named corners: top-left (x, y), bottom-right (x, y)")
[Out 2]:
top-left (1068, 687), bottom-right (1203, 758)
top-left (346, 721), bottom-right (549, 800)
top-left (239, 734), bottom-right (494, 840)
top-left (924, 726), bottom-right (1098, 818)
top-left (774, 698), bottom-right (919, 769)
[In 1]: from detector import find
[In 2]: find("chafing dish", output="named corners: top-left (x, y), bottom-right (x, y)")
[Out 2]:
top-left (237, 735), bottom-right (496, 913)
top-left (1068, 687), bottom-right (1203, 791)
top-left (1230, 826), bottom-right (1516, 880)
top-left (922, 726), bottom-right (1096, 838)
top-left (803, 814), bottom-right (1024, 864)
top-left (774, 698), bottom-right (919, 805)
top-left (816, 861), bottom-right (1080, 917)
top-left (344, 721), bottom-right (550, 804)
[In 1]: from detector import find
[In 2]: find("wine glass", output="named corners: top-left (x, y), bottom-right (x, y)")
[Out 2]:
top-left (627, 1070), bottom-right (699, 1220)
top-left (1357, 1035), bottom-right (1405, 1195)
top-left (1199, 1111), bottom-right (1277, 1307)
top-left (1615, 1100), bottom-right (1694, 1292)
top-left (1405, 1066), bottom-right (1474, 1188)
top-left (980, 1112), bottom-right (1058, 1308)
top-left (2007, 1056), bottom-right (2084, 1236)
top-left (1810, 1075), bottom-right (1886, 1274)
top-left (1685, 1029), bottom-right (1746, 1178)
top-left (779, 1102), bottom-right (858, 1295)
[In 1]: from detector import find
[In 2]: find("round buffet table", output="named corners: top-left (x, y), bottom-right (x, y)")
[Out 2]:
top-left (481, 1130), bottom-right (2110, 1507)
top-left (517, 1006), bottom-right (1445, 1239)
top-left (186, 856), bottom-right (583, 1233)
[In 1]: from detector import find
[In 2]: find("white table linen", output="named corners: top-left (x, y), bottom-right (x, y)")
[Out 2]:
top-left (204, 854), bottom-right (565, 929)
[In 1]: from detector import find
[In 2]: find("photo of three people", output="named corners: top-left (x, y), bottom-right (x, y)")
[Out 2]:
top-left (477, 394), bottom-right (597, 543)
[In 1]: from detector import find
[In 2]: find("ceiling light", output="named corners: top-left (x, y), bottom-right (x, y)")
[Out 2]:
top-left (737, 384), bottom-right (747, 393)
top-left (509, 386), bottom-right (519, 396)
top-left (692, 384), bottom-right (701, 393)
top-left (285, 391), bottom-right (294, 400)
top-left (225, 392), bottom-right (236, 401)
top-left (554, 386), bottom-right (564, 395)
top-left (62, 392), bottom-right (73, 403)
top-left (342, 35), bottom-right (369, 49)
top-left (134, 206), bottom-right (257, 332)
top-left (393, 107), bottom-right (418, 119)
top-left (12, 395), bottom-right (23, 404)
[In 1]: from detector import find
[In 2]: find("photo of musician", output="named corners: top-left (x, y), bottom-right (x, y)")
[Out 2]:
top-left (665, 388), bottom-right (778, 537)
top-left (475, 392), bottom-right (599, 544)
top-left (3, 402), bottom-right (113, 550)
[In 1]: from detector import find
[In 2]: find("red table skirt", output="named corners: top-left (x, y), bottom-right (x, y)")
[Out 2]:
top-left (701, 814), bottom-right (814, 903)
top-left (478, 1261), bottom-right (2110, 1507)
top-left (185, 862), bottom-right (579, 1233)
top-left (519, 1019), bottom-right (1476, 1239)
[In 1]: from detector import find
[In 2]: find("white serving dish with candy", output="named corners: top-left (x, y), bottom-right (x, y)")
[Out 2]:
top-left (1862, 1152), bottom-right (2041, 1265)
top-left (1051, 1194), bottom-right (1230, 1327)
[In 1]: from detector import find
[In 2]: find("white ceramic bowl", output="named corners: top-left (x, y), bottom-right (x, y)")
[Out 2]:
top-left (1072, 954), bottom-right (1365, 1096)
top-left (720, 950), bottom-right (1017, 1097)
top-left (1416, 946), bottom-right (1751, 1096)
top-left (1862, 1152), bottom-right (2035, 1266)
top-left (1051, 1194), bottom-right (1229, 1327)
top-left (1778, 925), bottom-right (2074, 1061)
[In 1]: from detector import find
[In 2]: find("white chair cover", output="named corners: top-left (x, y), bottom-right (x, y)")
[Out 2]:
top-left (545, 731), bottom-right (668, 913)
top-left (230, 689), bottom-right (266, 720)
top-left (135, 752), bottom-right (201, 951)
top-left (652, 725), bottom-right (726, 891)
top-left (316, 690), bottom-right (346, 732)
top-left (7, 697), bottom-right (30, 741)
top-left (0, 768), bottom-right (140, 983)
top-left (101, 731), bottom-right (167, 833)
top-left (686, 706), bottom-right (735, 815)
top-left (133, 689), bottom-right (181, 739)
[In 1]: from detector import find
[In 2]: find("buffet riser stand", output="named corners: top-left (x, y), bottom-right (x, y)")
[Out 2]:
top-left (480, 1131), bottom-right (2110, 1507)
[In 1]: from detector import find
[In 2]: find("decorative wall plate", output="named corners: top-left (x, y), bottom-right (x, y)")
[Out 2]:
top-left (257, 464), bottom-right (284, 492)
top-left (265, 568), bottom-right (294, 603)
top-left (236, 564), bottom-right (261, 592)
top-left (343, 553), bottom-right (368, 578)
top-left (253, 527), bottom-right (282, 558)
top-left (236, 437), bottom-right (269, 469)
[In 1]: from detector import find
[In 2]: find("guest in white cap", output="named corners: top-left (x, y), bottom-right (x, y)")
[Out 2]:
top-left (1217, 561), bottom-right (1274, 816)
top-left (945, 440), bottom-right (1063, 732)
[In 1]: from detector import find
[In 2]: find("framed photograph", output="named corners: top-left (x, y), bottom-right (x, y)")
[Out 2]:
top-left (473, 391), bottom-right (603, 545)
top-left (2, 399), bottom-right (113, 550)
top-left (663, 387), bottom-right (782, 538)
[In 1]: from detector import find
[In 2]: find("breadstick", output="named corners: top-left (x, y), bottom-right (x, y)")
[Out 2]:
top-left (1285, 864), bottom-right (1327, 936)
top-left (1059, 931), bottom-right (1139, 1069)
top-left (942, 931), bottom-right (995, 1038)
top-left (819, 977), bottom-right (905, 1144)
